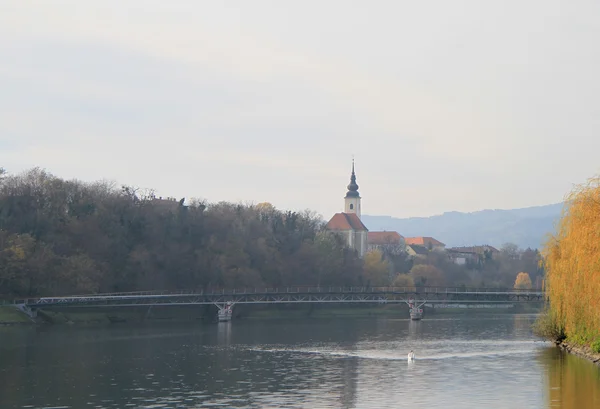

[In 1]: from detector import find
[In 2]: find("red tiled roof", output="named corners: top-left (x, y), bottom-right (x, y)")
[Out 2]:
top-left (448, 245), bottom-right (499, 254)
top-left (326, 213), bottom-right (368, 231)
top-left (404, 236), bottom-right (445, 247)
top-left (368, 231), bottom-right (404, 245)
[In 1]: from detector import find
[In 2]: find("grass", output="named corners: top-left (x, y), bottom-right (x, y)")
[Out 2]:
top-left (36, 305), bottom-right (208, 324)
top-left (591, 339), bottom-right (600, 353)
top-left (0, 306), bottom-right (32, 324)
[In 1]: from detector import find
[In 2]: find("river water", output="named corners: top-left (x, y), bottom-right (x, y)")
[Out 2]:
top-left (1, 313), bottom-right (599, 408)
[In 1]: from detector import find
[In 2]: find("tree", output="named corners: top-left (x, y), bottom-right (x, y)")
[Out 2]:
top-left (500, 242), bottom-right (520, 260)
top-left (58, 254), bottom-right (102, 295)
top-left (392, 273), bottom-right (414, 288)
top-left (541, 175), bottom-right (600, 343)
top-left (410, 264), bottom-right (445, 287)
top-left (255, 202), bottom-right (276, 212)
top-left (514, 272), bottom-right (532, 289)
top-left (362, 249), bottom-right (390, 286)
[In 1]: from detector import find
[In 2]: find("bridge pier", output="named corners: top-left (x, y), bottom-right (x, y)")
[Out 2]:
top-left (15, 304), bottom-right (37, 321)
top-left (406, 299), bottom-right (426, 320)
top-left (216, 302), bottom-right (234, 322)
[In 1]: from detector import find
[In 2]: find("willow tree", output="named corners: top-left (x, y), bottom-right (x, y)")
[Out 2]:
top-left (541, 176), bottom-right (600, 347)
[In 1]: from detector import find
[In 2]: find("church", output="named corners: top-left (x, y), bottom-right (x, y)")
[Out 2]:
top-left (325, 161), bottom-right (369, 257)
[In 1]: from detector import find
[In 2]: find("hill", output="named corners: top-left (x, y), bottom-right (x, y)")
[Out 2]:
top-left (362, 203), bottom-right (563, 249)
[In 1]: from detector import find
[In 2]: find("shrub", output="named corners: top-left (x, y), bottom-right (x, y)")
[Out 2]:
top-left (533, 311), bottom-right (565, 342)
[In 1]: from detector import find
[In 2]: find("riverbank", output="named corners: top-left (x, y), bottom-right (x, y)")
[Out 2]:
top-left (556, 340), bottom-right (600, 366)
top-left (534, 312), bottom-right (600, 366)
top-left (0, 306), bottom-right (33, 325)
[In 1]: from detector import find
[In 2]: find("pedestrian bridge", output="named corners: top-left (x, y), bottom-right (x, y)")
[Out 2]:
top-left (18, 286), bottom-right (544, 309)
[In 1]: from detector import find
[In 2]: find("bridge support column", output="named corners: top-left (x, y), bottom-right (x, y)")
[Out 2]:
top-left (15, 304), bottom-right (37, 321)
top-left (215, 302), bottom-right (234, 322)
top-left (406, 299), bottom-right (426, 321)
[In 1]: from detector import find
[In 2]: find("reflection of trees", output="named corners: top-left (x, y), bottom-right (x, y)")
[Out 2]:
top-left (1, 320), bottom-right (371, 408)
top-left (540, 348), bottom-right (600, 409)
top-left (512, 314), bottom-right (535, 337)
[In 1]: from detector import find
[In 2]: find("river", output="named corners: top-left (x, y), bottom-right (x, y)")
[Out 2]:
top-left (1, 313), bottom-right (599, 408)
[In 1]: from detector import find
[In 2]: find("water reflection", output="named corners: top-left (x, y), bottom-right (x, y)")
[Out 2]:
top-left (217, 321), bottom-right (232, 345)
top-left (407, 318), bottom-right (419, 339)
top-left (1, 315), bottom-right (599, 408)
top-left (539, 347), bottom-right (600, 409)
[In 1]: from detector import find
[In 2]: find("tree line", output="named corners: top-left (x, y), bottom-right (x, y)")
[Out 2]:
top-left (363, 241), bottom-right (543, 290)
top-left (0, 167), bottom-right (543, 298)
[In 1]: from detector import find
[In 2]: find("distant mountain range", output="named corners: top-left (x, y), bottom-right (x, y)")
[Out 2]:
top-left (362, 203), bottom-right (564, 250)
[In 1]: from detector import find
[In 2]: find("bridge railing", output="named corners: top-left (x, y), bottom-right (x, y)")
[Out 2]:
top-left (30, 286), bottom-right (544, 303)
top-left (69, 286), bottom-right (542, 295)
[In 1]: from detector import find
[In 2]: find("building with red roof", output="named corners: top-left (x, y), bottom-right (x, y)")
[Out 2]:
top-left (367, 231), bottom-right (405, 255)
top-left (404, 236), bottom-right (446, 251)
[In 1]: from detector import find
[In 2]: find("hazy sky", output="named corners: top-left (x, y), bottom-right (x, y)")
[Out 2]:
top-left (1, 1), bottom-right (599, 219)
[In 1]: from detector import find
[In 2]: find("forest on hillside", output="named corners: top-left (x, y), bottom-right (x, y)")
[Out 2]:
top-left (0, 167), bottom-right (364, 297)
top-left (0, 167), bottom-right (543, 298)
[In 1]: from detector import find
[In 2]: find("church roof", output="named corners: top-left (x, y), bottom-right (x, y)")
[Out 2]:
top-left (326, 212), bottom-right (368, 231)
top-left (368, 231), bottom-right (404, 245)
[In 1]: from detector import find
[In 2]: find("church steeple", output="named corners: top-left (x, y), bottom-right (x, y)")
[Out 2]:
top-left (345, 159), bottom-right (360, 198)
top-left (344, 158), bottom-right (362, 218)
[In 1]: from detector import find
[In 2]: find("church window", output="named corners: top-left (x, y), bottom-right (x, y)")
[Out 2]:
top-left (349, 204), bottom-right (354, 210)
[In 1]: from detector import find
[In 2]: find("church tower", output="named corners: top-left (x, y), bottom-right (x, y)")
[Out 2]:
top-left (344, 159), bottom-right (361, 219)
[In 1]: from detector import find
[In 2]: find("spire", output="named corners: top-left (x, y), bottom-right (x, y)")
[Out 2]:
top-left (345, 158), bottom-right (360, 198)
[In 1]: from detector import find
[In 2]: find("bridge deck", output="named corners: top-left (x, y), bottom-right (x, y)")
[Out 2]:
top-left (15, 287), bottom-right (545, 308)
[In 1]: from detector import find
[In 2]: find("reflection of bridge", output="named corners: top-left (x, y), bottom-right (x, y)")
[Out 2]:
top-left (15, 287), bottom-right (544, 319)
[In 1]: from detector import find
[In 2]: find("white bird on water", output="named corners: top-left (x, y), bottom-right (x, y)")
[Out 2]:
top-left (408, 350), bottom-right (415, 361)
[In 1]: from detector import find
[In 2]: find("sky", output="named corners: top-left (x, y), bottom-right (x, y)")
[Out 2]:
top-left (1, 1), bottom-right (599, 219)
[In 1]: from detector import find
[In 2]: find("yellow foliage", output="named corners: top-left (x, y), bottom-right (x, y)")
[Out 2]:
top-left (363, 249), bottom-right (390, 286)
top-left (255, 202), bottom-right (275, 212)
top-left (514, 272), bottom-right (532, 289)
top-left (9, 246), bottom-right (26, 261)
top-left (543, 176), bottom-right (600, 343)
top-left (392, 273), bottom-right (414, 288)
